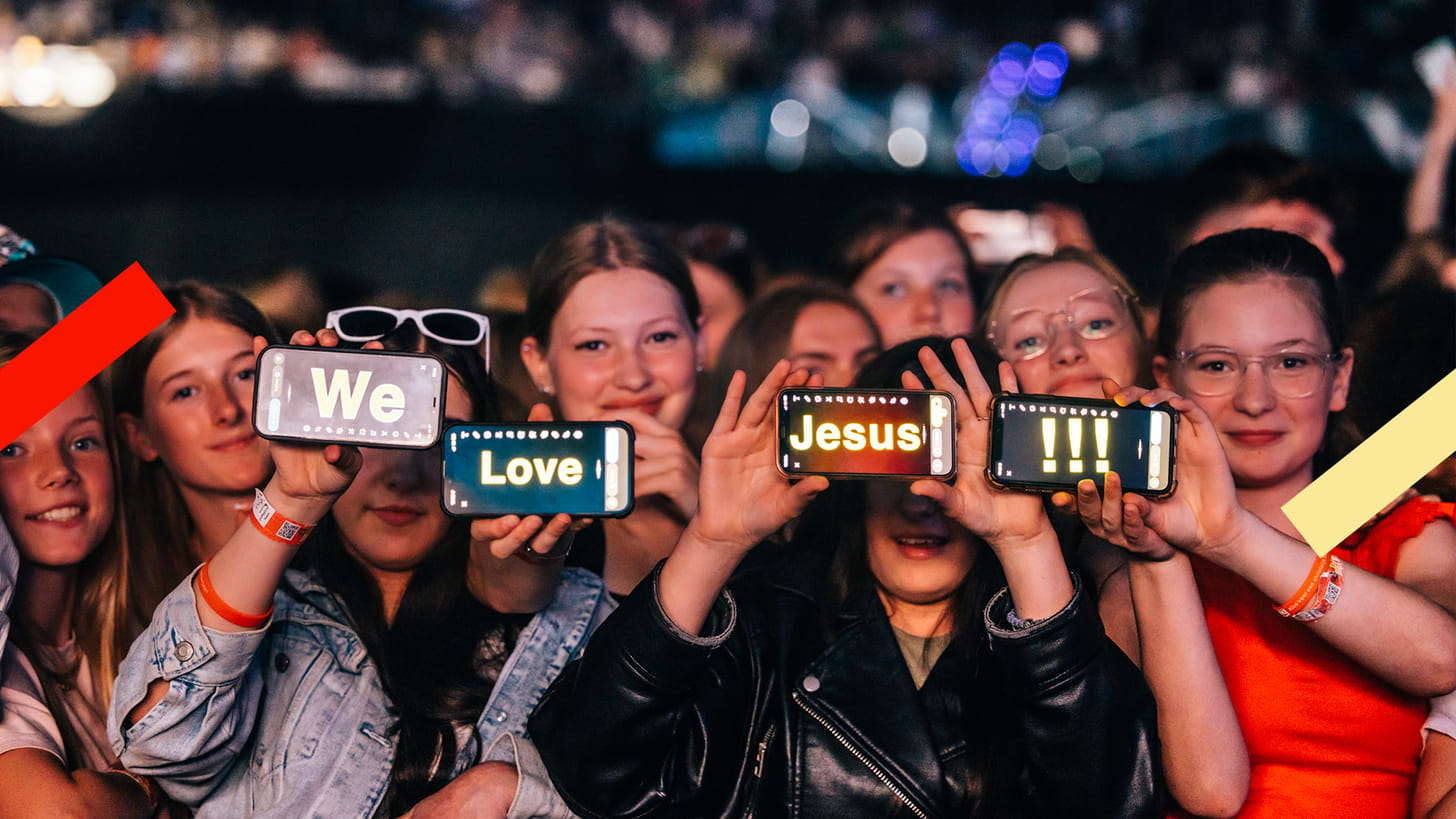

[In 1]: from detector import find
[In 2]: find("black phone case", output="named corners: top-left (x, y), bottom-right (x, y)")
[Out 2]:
top-left (776, 387), bottom-right (956, 480)
top-left (439, 421), bottom-right (636, 518)
top-left (252, 345), bottom-right (447, 450)
top-left (984, 392), bottom-right (1177, 498)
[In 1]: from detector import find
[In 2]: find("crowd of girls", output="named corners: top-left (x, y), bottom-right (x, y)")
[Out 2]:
top-left (0, 154), bottom-right (1454, 818)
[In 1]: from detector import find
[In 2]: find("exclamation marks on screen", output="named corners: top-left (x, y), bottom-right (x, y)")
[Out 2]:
top-left (1068, 418), bottom-right (1083, 472)
top-left (1042, 418), bottom-right (1056, 472)
top-left (1095, 417), bottom-right (1110, 473)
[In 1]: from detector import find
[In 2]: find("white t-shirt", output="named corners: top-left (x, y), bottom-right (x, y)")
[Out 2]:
top-left (0, 639), bottom-right (115, 771)
top-left (1427, 689), bottom-right (1456, 748)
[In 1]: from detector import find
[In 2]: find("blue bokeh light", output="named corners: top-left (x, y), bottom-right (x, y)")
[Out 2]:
top-left (957, 41), bottom-right (1067, 179)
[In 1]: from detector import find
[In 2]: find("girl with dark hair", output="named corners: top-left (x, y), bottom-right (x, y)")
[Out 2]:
top-left (529, 337), bottom-right (1163, 818)
top-left (109, 317), bottom-right (611, 817)
top-left (0, 331), bottom-right (160, 816)
top-left (1081, 228), bottom-right (1456, 817)
top-left (830, 199), bottom-right (977, 347)
top-left (112, 282), bottom-right (280, 617)
top-left (519, 217), bottom-right (705, 596)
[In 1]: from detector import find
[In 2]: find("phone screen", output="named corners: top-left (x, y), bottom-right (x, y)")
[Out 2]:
top-left (987, 394), bottom-right (1175, 496)
top-left (777, 388), bottom-right (955, 479)
top-left (441, 422), bottom-right (634, 517)
top-left (253, 345), bottom-right (445, 449)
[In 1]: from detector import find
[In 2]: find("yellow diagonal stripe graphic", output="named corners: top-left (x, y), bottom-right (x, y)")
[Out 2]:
top-left (1284, 368), bottom-right (1456, 556)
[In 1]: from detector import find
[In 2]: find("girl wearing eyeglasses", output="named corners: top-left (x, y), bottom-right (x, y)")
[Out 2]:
top-left (1080, 228), bottom-right (1456, 818)
top-left (110, 320), bottom-right (611, 818)
top-left (981, 249), bottom-right (1251, 817)
top-left (518, 217), bottom-right (705, 597)
top-left (111, 283), bottom-right (280, 617)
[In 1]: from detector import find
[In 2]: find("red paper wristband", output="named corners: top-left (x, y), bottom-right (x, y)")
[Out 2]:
top-left (197, 561), bottom-right (273, 629)
top-left (250, 488), bottom-right (315, 547)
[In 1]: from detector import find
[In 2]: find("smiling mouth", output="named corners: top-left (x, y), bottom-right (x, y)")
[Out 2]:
top-left (894, 535), bottom-right (948, 555)
top-left (30, 505), bottom-right (84, 523)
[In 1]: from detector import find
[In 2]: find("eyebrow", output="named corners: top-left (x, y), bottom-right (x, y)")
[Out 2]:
top-left (569, 314), bottom-right (682, 335)
top-left (158, 350), bottom-right (255, 388)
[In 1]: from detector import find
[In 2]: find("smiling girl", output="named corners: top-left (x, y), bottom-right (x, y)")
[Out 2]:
top-left (111, 320), bottom-right (610, 817)
top-left (520, 217), bottom-right (705, 596)
top-left (0, 331), bottom-right (158, 817)
top-left (112, 283), bottom-right (278, 616)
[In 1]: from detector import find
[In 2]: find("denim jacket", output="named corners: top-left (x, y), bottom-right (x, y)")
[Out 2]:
top-left (109, 565), bottom-right (612, 818)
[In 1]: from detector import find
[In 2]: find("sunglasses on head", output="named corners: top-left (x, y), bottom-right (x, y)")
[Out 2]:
top-left (326, 306), bottom-right (490, 359)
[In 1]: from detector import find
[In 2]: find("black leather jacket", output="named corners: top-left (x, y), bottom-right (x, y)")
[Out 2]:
top-left (530, 554), bottom-right (1163, 818)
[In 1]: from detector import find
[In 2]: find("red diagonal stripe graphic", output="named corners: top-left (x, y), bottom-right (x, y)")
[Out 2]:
top-left (0, 262), bottom-right (175, 447)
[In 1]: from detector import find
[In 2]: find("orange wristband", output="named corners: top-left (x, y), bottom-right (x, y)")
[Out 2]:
top-left (1291, 555), bottom-right (1345, 623)
top-left (1274, 553), bottom-right (1330, 618)
top-left (250, 488), bottom-right (314, 546)
top-left (196, 561), bottom-right (272, 629)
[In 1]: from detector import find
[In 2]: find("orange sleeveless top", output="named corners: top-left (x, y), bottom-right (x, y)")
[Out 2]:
top-left (1177, 499), bottom-right (1456, 819)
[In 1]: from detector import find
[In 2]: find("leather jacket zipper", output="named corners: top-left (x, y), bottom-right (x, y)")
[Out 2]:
top-left (792, 691), bottom-right (930, 819)
top-left (743, 723), bottom-right (776, 819)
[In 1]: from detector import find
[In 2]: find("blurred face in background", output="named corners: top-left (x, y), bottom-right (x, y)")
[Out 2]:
top-left (785, 301), bottom-right (881, 388)
top-left (852, 229), bottom-right (975, 347)
top-left (1188, 200), bottom-right (1344, 277)
top-left (688, 260), bottom-right (747, 369)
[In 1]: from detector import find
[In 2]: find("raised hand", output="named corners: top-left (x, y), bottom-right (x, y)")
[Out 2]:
top-left (254, 333), bottom-right (363, 511)
top-left (691, 361), bottom-right (828, 555)
top-left (901, 339), bottom-right (1050, 556)
top-left (599, 406), bottom-right (700, 521)
top-left (1082, 382), bottom-right (1246, 560)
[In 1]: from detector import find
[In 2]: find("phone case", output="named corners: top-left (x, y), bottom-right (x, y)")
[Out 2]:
top-left (440, 422), bottom-right (635, 518)
top-left (984, 393), bottom-right (1177, 498)
top-left (776, 387), bottom-right (956, 480)
top-left (253, 345), bottom-right (447, 450)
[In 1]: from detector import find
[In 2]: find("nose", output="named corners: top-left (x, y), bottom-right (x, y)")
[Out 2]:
top-left (385, 448), bottom-right (433, 493)
top-left (1231, 361), bottom-right (1277, 416)
top-left (910, 286), bottom-right (941, 324)
top-left (1047, 318), bottom-right (1087, 367)
top-left (34, 443), bottom-right (79, 490)
top-left (613, 345), bottom-right (652, 391)
top-left (898, 487), bottom-right (941, 521)
top-left (210, 383), bottom-right (245, 426)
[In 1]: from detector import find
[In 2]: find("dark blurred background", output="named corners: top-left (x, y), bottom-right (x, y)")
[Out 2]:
top-left (1, 0), bottom-right (1451, 300)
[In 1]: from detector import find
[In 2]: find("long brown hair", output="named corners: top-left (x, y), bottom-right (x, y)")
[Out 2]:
top-left (110, 281), bottom-right (278, 618)
top-left (0, 330), bottom-right (135, 766)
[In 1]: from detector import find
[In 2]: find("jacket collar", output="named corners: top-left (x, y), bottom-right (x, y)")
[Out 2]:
top-left (796, 610), bottom-right (948, 819)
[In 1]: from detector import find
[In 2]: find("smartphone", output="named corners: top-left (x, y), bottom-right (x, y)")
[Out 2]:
top-left (987, 394), bottom-right (1175, 497)
top-left (1417, 37), bottom-right (1456, 93)
top-left (253, 345), bottom-right (446, 449)
top-left (441, 422), bottom-right (634, 517)
top-left (953, 207), bottom-right (1055, 265)
top-left (777, 388), bottom-right (956, 479)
